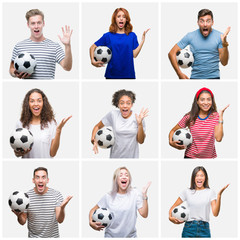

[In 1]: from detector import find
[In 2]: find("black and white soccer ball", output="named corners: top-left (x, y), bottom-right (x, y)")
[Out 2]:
top-left (10, 128), bottom-right (34, 152)
top-left (95, 126), bottom-right (114, 149)
top-left (8, 191), bottom-right (30, 212)
top-left (176, 48), bottom-right (194, 68)
top-left (14, 52), bottom-right (37, 74)
top-left (172, 128), bottom-right (192, 147)
top-left (94, 46), bottom-right (112, 64)
top-left (172, 205), bottom-right (189, 222)
top-left (92, 208), bottom-right (113, 227)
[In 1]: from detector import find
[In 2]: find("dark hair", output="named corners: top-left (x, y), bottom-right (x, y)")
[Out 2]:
top-left (190, 166), bottom-right (209, 190)
top-left (112, 89), bottom-right (136, 107)
top-left (33, 167), bottom-right (48, 177)
top-left (185, 90), bottom-right (217, 127)
top-left (109, 8), bottom-right (133, 35)
top-left (20, 88), bottom-right (56, 130)
top-left (198, 9), bottom-right (213, 20)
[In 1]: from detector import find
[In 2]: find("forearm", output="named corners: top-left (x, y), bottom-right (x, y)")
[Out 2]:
top-left (62, 44), bottom-right (72, 71)
top-left (17, 213), bottom-right (27, 225)
top-left (50, 130), bottom-right (61, 157)
top-left (9, 61), bottom-right (16, 77)
top-left (137, 123), bottom-right (145, 144)
top-left (140, 199), bottom-right (149, 218)
top-left (220, 47), bottom-right (229, 66)
top-left (56, 208), bottom-right (65, 223)
top-left (133, 40), bottom-right (144, 58)
top-left (212, 195), bottom-right (221, 216)
top-left (168, 52), bottom-right (183, 77)
top-left (90, 44), bottom-right (97, 63)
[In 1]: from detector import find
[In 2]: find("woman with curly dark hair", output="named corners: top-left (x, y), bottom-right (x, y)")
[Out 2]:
top-left (89, 7), bottom-right (150, 79)
top-left (91, 89), bottom-right (148, 158)
top-left (14, 88), bottom-right (71, 158)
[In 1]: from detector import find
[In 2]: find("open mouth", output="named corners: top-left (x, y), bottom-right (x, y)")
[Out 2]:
top-left (119, 22), bottom-right (124, 27)
top-left (34, 30), bottom-right (40, 33)
top-left (202, 28), bottom-right (209, 35)
top-left (121, 180), bottom-right (127, 187)
top-left (38, 184), bottom-right (44, 190)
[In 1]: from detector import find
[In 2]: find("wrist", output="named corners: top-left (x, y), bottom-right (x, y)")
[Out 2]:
top-left (222, 42), bottom-right (229, 47)
top-left (143, 195), bottom-right (148, 200)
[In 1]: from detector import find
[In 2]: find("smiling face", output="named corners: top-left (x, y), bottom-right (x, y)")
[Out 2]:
top-left (115, 10), bottom-right (127, 31)
top-left (117, 169), bottom-right (130, 194)
top-left (198, 15), bottom-right (214, 37)
top-left (118, 95), bottom-right (133, 119)
top-left (29, 92), bottom-right (43, 119)
top-left (32, 170), bottom-right (49, 194)
top-left (197, 92), bottom-right (212, 114)
top-left (195, 170), bottom-right (206, 190)
top-left (27, 15), bottom-right (45, 41)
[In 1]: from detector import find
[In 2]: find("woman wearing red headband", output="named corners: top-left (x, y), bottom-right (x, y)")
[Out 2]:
top-left (169, 88), bottom-right (229, 158)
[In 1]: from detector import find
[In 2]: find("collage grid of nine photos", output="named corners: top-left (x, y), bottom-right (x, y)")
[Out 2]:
top-left (0, 0), bottom-right (239, 239)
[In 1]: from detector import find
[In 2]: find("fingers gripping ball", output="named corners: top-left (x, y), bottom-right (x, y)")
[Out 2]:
top-left (9, 191), bottom-right (30, 212)
top-left (92, 208), bottom-right (113, 227)
top-left (14, 52), bottom-right (37, 74)
top-left (172, 205), bottom-right (189, 222)
top-left (173, 128), bottom-right (192, 147)
top-left (176, 48), bottom-right (194, 69)
top-left (95, 127), bottom-right (115, 149)
top-left (94, 46), bottom-right (112, 64)
top-left (10, 128), bottom-right (34, 151)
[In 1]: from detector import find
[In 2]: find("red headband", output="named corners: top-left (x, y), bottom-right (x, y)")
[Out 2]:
top-left (196, 87), bottom-right (213, 100)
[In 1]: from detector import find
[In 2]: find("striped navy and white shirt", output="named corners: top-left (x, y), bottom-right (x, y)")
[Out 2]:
top-left (27, 188), bottom-right (63, 238)
top-left (11, 38), bottom-right (65, 79)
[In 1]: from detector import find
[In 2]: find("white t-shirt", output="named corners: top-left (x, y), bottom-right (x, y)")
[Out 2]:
top-left (97, 188), bottom-right (143, 238)
top-left (16, 120), bottom-right (56, 158)
top-left (101, 110), bottom-right (146, 158)
top-left (179, 188), bottom-right (217, 222)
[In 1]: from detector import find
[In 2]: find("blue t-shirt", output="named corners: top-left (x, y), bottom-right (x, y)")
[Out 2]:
top-left (177, 29), bottom-right (223, 79)
top-left (95, 32), bottom-right (139, 79)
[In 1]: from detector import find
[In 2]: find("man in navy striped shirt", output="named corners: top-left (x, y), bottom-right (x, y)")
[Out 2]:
top-left (12, 167), bottom-right (72, 237)
top-left (9, 9), bottom-right (73, 79)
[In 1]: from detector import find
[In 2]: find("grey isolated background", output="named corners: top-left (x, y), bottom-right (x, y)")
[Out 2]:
top-left (161, 81), bottom-right (237, 159)
top-left (82, 160), bottom-right (159, 238)
top-left (2, 81), bottom-right (79, 158)
top-left (82, 2), bottom-right (159, 79)
top-left (161, 160), bottom-right (238, 238)
top-left (161, 2), bottom-right (238, 79)
top-left (3, 161), bottom-right (79, 238)
top-left (2, 2), bottom-right (79, 79)
top-left (81, 81), bottom-right (159, 159)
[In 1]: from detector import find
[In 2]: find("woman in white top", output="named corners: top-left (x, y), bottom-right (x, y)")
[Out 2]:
top-left (169, 166), bottom-right (229, 238)
top-left (91, 89), bottom-right (148, 158)
top-left (14, 88), bottom-right (71, 158)
top-left (89, 166), bottom-right (151, 238)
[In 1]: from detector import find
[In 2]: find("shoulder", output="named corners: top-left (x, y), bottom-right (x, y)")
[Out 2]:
top-left (48, 188), bottom-right (62, 196)
top-left (16, 120), bottom-right (23, 128)
top-left (212, 29), bottom-right (222, 36)
top-left (128, 32), bottom-right (137, 37)
top-left (27, 188), bottom-right (35, 195)
top-left (209, 111), bottom-right (219, 119)
top-left (14, 39), bottom-right (31, 48)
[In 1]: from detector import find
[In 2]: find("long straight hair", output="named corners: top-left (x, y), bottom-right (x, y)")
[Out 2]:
top-left (190, 166), bottom-right (209, 190)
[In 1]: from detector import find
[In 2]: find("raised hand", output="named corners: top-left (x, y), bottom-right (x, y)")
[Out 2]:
top-left (218, 184), bottom-right (229, 196)
top-left (142, 181), bottom-right (151, 197)
top-left (219, 104), bottom-right (230, 118)
top-left (56, 116), bottom-right (72, 133)
top-left (58, 25), bottom-right (73, 46)
top-left (61, 196), bottom-right (73, 209)
top-left (135, 108), bottom-right (149, 125)
top-left (142, 28), bottom-right (150, 42)
top-left (221, 27), bottom-right (230, 46)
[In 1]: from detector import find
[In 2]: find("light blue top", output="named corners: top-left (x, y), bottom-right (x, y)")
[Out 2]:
top-left (177, 29), bottom-right (223, 79)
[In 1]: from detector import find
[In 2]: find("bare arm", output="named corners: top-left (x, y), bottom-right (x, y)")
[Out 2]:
top-left (89, 205), bottom-right (105, 231)
top-left (90, 44), bottom-right (104, 67)
top-left (169, 124), bottom-right (186, 150)
top-left (219, 27), bottom-right (230, 66)
top-left (91, 121), bottom-right (105, 154)
top-left (168, 44), bottom-right (189, 79)
top-left (211, 184), bottom-right (229, 217)
top-left (12, 211), bottom-right (27, 225)
top-left (135, 108), bottom-right (149, 144)
top-left (168, 197), bottom-right (184, 224)
top-left (50, 116), bottom-right (72, 157)
top-left (138, 182), bottom-right (151, 218)
top-left (56, 196), bottom-right (73, 223)
top-left (133, 29), bottom-right (150, 58)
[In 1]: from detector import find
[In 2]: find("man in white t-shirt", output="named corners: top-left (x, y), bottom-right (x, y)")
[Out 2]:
top-left (9, 9), bottom-right (73, 79)
top-left (12, 167), bottom-right (72, 238)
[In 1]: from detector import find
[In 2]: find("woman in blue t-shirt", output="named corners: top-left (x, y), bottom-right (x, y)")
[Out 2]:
top-left (90, 7), bottom-right (149, 79)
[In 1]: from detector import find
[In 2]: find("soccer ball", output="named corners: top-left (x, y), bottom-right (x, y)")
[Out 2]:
top-left (172, 128), bottom-right (192, 147)
top-left (92, 208), bottom-right (113, 227)
top-left (95, 126), bottom-right (114, 149)
top-left (172, 205), bottom-right (189, 221)
top-left (14, 52), bottom-right (37, 74)
top-left (94, 46), bottom-right (112, 64)
top-left (10, 128), bottom-right (34, 152)
top-left (8, 191), bottom-right (30, 212)
top-left (176, 48), bottom-right (194, 68)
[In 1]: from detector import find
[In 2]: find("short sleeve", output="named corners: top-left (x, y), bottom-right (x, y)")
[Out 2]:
top-left (95, 33), bottom-right (107, 47)
top-left (132, 32), bottom-right (139, 50)
top-left (50, 121), bottom-right (57, 140)
top-left (15, 120), bottom-right (23, 129)
top-left (55, 190), bottom-right (64, 207)
top-left (97, 194), bottom-right (108, 208)
top-left (55, 43), bottom-right (65, 63)
top-left (214, 112), bottom-right (219, 126)
top-left (218, 32), bottom-right (223, 49)
top-left (11, 44), bottom-right (18, 62)
top-left (136, 189), bottom-right (143, 209)
top-left (178, 114), bottom-right (189, 128)
top-left (102, 111), bottom-right (113, 127)
top-left (177, 33), bottom-right (190, 50)
top-left (210, 189), bottom-right (217, 202)
top-left (179, 189), bottom-right (187, 201)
